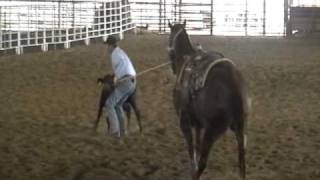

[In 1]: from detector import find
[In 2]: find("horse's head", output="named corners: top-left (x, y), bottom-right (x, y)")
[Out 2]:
top-left (97, 74), bottom-right (115, 91)
top-left (168, 20), bottom-right (194, 74)
top-left (168, 20), bottom-right (186, 48)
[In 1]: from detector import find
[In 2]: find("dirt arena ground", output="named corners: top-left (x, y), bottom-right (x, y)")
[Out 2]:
top-left (0, 33), bottom-right (320, 180)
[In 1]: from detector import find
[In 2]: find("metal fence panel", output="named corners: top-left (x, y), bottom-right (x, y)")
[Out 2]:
top-left (130, 0), bottom-right (287, 36)
top-left (0, 0), bottom-right (134, 54)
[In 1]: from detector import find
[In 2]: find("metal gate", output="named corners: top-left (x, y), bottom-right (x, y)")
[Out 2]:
top-left (130, 0), bottom-right (286, 36)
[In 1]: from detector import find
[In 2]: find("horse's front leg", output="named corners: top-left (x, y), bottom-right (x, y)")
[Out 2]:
top-left (93, 100), bottom-right (104, 132)
top-left (94, 90), bottom-right (109, 132)
top-left (179, 113), bottom-right (198, 179)
top-left (195, 127), bottom-right (202, 167)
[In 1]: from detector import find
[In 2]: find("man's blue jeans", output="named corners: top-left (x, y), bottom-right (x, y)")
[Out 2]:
top-left (105, 78), bottom-right (136, 137)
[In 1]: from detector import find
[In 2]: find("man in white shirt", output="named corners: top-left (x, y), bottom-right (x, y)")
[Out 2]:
top-left (104, 35), bottom-right (136, 138)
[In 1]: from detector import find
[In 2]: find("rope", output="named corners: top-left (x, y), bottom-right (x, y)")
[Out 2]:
top-left (116, 61), bottom-right (171, 83)
top-left (136, 61), bottom-right (171, 77)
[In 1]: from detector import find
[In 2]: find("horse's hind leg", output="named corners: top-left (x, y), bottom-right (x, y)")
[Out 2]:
top-left (195, 127), bottom-right (202, 166)
top-left (194, 131), bottom-right (214, 180)
top-left (196, 125), bottom-right (227, 180)
top-left (232, 121), bottom-right (246, 180)
top-left (179, 114), bottom-right (197, 178)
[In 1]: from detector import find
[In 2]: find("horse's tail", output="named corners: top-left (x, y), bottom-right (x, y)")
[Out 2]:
top-left (238, 90), bottom-right (250, 180)
top-left (238, 71), bottom-right (251, 180)
top-left (228, 65), bottom-right (250, 180)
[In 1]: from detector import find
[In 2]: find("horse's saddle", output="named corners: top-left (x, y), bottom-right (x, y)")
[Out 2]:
top-left (176, 50), bottom-right (234, 102)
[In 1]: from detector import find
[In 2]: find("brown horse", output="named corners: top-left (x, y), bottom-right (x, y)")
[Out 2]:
top-left (93, 74), bottom-right (142, 133)
top-left (168, 20), bottom-right (250, 180)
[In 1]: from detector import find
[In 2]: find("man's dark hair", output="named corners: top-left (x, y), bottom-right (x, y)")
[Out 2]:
top-left (104, 35), bottom-right (117, 47)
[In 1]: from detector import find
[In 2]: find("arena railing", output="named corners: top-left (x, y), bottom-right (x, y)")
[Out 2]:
top-left (0, 0), bottom-right (134, 55)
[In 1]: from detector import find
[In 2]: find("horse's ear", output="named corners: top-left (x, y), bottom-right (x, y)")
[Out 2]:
top-left (97, 78), bottom-right (104, 84)
top-left (168, 20), bottom-right (173, 29)
top-left (183, 19), bottom-right (186, 28)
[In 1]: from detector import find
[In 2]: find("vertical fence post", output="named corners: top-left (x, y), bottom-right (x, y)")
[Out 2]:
top-left (245, 0), bottom-right (248, 36)
top-left (58, 1), bottom-right (61, 30)
top-left (104, 2), bottom-right (109, 42)
top-left (102, 2), bottom-right (108, 42)
top-left (35, 31), bottom-right (38, 47)
top-left (85, 25), bottom-right (90, 45)
top-left (119, 0), bottom-right (123, 40)
top-left (174, 0), bottom-right (177, 22)
top-left (9, 31), bottom-right (11, 49)
top-left (284, 0), bottom-right (290, 37)
top-left (42, 29), bottom-right (48, 52)
top-left (64, 28), bottom-right (70, 49)
top-left (72, 2), bottom-right (75, 27)
top-left (0, 31), bottom-right (2, 50)
top-left (179, 0), bottom-right (182, 22)
top-left (263, 0), bottom-right (266, 35)
top-left (0, 6), bottom-right (2, 50)
top-left (159, 0), bottom-right (162, 32)
top-left (15, 32), bottom-right (22, 55)
top-left (104, 1), bottom-right (107, 36)
top-left (16, 10), bottom-right (23, 55)
top-left (164, 0), bottom-right (166, 32)
top-left (210, 0), bottom-right (213, 35)
top-left (101, 2), bottom-right (105, 37)
top-left (42, 29), bottom-right (45, 52)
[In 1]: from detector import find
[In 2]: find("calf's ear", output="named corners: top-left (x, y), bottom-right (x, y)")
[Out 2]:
top-left (97, 78), bottom-right (104, 84)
